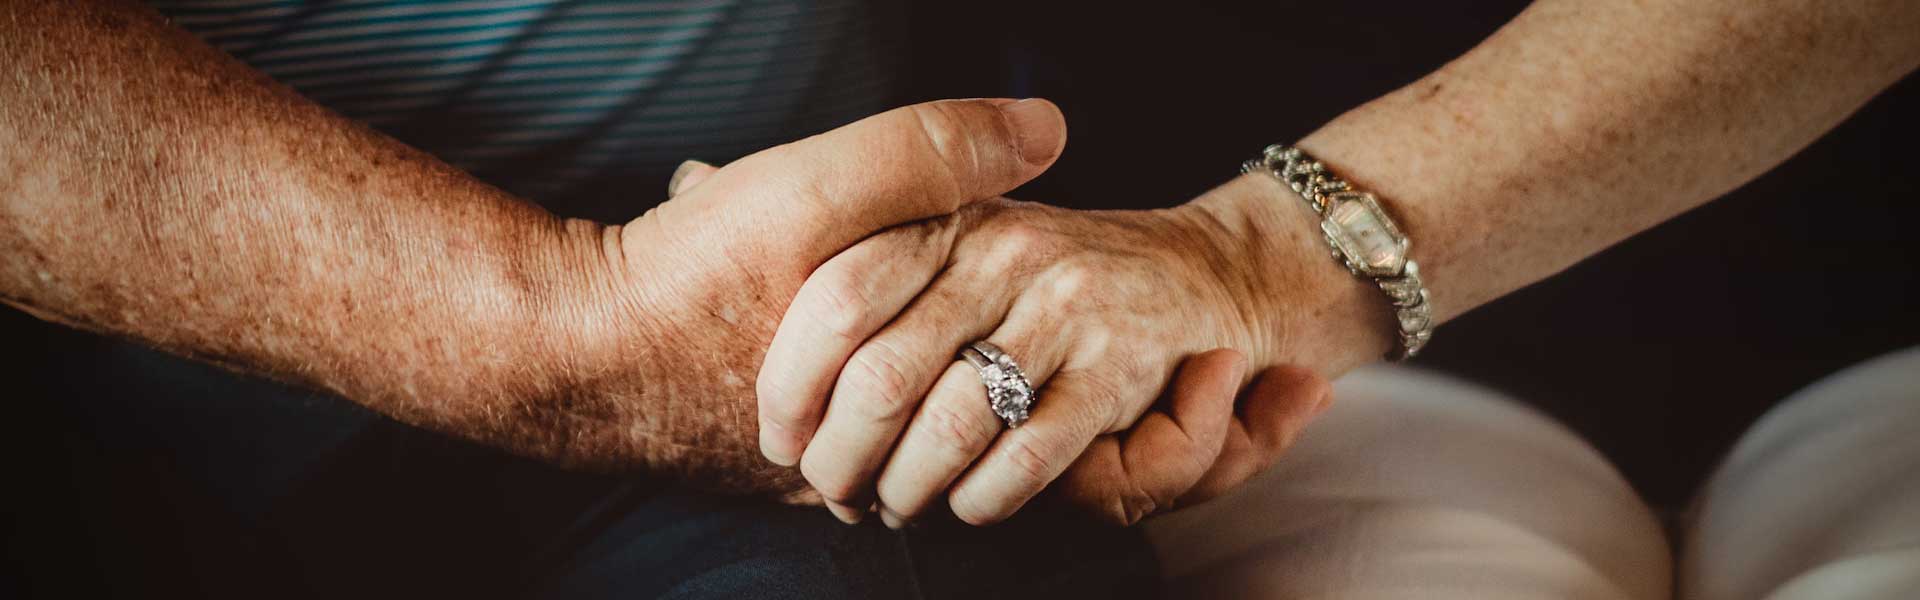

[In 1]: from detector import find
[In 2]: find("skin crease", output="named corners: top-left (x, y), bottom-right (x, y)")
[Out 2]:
top-left (0, 1), bottom-right (1075, 498)
top-left (753, 195), bottom-right (1343, 525)
top-left (4, 0), bottom-right (1918, 526)
top-left (763, 0), bottom-right (1920, 526)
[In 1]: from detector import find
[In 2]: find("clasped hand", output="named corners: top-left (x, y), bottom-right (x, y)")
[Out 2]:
top-left (643, 98), bottom-right (1332, 527)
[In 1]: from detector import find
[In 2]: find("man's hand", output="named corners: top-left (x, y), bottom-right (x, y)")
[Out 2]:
top-left (529, 99), bottom-right (1070, 493)
top-left (0, 2), bottom-right (1074, 497)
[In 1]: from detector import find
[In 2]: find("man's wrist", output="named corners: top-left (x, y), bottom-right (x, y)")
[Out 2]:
top-left (480, 215), bottom-right (675, 457)
top-left (496, 215), bottom-right (811, 495)
top-left (350, 209), bottom-right (662, 469)
top-left (511, 217), bottom-right (644, 389)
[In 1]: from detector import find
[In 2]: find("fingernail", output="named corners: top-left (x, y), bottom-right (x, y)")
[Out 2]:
top-left (827, 501), bottom-right (864, 525)
top-left (879, 506), bottom-right (906, 530)
top-left (667, 159), bottom-right (708, 197)
top-left (997, 98), bottom-right (1065, 165)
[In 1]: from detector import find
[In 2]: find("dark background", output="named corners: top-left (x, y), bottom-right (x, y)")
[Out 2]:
top-left (7, 0), bottom-right (1918, 596)
top-left (906, 0), bottom-right (1920, 510)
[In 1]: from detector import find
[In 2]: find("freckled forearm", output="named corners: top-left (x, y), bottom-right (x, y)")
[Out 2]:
top-left (0, 1), bottom-right (601, 449)
top-left (1211, 0), bottom-right (1920, 372)
top-left (0, 2), bottom-right (817, 495)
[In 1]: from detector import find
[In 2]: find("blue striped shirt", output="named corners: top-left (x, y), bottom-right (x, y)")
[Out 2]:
top-left (152, 0), bottom-right (895, 220)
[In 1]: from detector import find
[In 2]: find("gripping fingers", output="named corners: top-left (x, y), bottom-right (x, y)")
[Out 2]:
top-left (871, 307), bottom-right (1072, 528)
top-left (1178, 364), bottom-right (1330, 507)
top-left (946, 351), bottom-right (1168, 526)
top-left (757, 219), bottom-right (954, 467)
top-left (796, 268), bottom-right (1017, 523)
top-left (1056, 349), bottom-right (1245, 525)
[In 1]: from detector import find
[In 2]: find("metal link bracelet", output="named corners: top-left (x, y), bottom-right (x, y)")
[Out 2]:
top-left (1243, 145), bottom-right (1434, 360)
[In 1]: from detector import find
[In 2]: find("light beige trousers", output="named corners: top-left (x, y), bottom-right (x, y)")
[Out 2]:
top-left (1147, 348), bottom-right (1920, 599)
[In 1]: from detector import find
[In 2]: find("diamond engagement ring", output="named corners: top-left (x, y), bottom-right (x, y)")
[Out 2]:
top-left (958, 341), bottom-right (1034, 428)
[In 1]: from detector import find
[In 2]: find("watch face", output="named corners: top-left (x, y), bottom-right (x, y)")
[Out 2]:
top-left (1321, 192), bottom-right (1408, 276)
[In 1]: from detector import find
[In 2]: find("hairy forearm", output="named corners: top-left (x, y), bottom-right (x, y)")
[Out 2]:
top-left (1207, 0), bottom-right (1920, 372)
top-left (0, 2), bottom-right (639, 470)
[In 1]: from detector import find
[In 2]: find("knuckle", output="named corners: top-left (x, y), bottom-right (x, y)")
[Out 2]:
top-left (803, 269), bottom-right (873, 341)
top-left (949, 433), bottom-right (1063, 526)
top-left (1064, 372), bottom-right (1130, 426)
top-left (1037, 381), bottom-right (1126, 436)
top-left (1081, 396), bottom-right (1125, 435)
top-left (1105, 352), bottom-right (1154, 390)
top-left (998, 222), bottom-right (1054, 254)
top-left (843, 342), bottom-right (920, 419)
top-left (756, 380), bottom-right (808, 428)
top-left (754, 369), bottom-right (788, 405)
top-left (1117, 484), bottom-right (1159, 526)
top-left (800, 455), bottom-right (862, 506)
top-left (973, 222), bottom-right (1054, 275)
top-left (998, 434), bottom-right (1061, 491)
top-left (902, 102), bottom-right (981, 202)
top-left (1176, 433), bottom-right (1220, 475)
top-left (1073, 326), bottom-right (1116, 360)
top-left (1043, 259), bottom-right (1102, 301)
top-left (920, 399), bottom-right (994, 455)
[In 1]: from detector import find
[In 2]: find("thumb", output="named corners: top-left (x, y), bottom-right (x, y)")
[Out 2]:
top-left (680, 98), bottom-right (1066, 260)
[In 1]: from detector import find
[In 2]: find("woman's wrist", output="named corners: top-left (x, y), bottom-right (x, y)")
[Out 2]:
top-left (1202, 81), bottom-right (1495, 373)
top-left (1183, 173), bottom-right (1391, 377)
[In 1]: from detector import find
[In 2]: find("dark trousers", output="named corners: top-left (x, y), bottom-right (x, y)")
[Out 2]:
top-left (5, 327), bottom-right (1156, 599)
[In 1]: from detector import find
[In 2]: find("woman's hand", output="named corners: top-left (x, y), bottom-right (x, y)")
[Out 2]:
top-left (753, 194), bottom-right (1340, 526)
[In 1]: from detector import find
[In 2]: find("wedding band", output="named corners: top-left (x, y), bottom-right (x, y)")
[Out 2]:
top-left (958, 341), bottom-right (1035, 428)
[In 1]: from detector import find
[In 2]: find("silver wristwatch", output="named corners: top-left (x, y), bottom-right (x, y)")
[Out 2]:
top-left (1243, 145), bottom-right (1434, 360)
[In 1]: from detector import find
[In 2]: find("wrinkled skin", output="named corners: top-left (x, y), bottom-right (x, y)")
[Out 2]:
top-left (517, 100), bottom-right (1069, 497)
top-left (757, 192), bottom-right (1344, 525)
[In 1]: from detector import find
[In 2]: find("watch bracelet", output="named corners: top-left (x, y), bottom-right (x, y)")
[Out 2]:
top-left (1242, 145), bottom-right (1434, 360)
